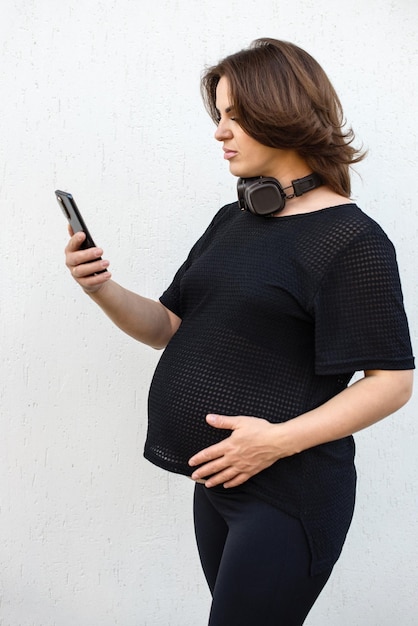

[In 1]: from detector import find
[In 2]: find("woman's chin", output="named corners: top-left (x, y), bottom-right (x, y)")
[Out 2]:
top-left (229, 164), bottom-right (258, 179)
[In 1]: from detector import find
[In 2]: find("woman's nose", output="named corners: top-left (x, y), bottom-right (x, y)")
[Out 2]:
top-left (214, 120), bottom-right (232, 142)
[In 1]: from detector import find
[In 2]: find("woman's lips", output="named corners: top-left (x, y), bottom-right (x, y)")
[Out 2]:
top-left (223, 149), bottom-right (238, 160)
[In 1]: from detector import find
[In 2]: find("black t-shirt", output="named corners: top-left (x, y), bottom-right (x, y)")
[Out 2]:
top-left (144, 202), bottom-right (414, 573)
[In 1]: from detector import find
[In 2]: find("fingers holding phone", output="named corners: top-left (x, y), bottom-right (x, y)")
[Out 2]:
top-left (65, 231), bottom-right (111, 292)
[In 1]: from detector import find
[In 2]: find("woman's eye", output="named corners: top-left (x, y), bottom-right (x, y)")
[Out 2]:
top-left (214, 114), bottom-right (238, 124)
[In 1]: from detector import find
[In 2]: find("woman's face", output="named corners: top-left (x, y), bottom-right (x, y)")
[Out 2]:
top-left (214, 76), bottom-right (285, 179)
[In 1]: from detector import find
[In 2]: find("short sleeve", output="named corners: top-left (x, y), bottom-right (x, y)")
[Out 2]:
top-left (313, 230), bottom-right (414, 374)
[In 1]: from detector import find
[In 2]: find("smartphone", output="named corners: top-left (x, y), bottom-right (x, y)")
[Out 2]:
top-left (55, 189), bottom-right (106, 273)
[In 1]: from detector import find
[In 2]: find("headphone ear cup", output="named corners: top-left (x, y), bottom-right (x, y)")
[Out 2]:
top-left (237, 177), bottom-right (286, 216)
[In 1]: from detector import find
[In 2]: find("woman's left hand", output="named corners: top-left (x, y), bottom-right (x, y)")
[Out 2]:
top-left (188, 414), bottom-right (285, 488)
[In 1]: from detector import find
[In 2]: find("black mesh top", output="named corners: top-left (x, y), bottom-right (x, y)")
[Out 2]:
top-left (144, 202), bottom-right (414, 574)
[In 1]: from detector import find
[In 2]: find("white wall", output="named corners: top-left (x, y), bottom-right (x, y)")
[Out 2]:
top-left (0, 0), bottom-right (417, 624)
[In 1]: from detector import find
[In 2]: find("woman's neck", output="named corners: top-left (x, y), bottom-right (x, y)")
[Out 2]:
top-left (272, 186), bottom-right (351, 217)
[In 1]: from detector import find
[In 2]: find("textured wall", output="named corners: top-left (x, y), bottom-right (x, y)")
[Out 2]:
top-left (0, 0), bottom-right (417, 624)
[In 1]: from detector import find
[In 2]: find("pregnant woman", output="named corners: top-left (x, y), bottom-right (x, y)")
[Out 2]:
top-left (64, 38), bottom-right (414, 626)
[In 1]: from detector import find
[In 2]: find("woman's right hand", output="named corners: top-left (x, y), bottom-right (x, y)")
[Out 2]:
top-left (65, 228), bottom-right (112, 293)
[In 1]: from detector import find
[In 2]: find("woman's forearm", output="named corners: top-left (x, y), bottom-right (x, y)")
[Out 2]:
top-left (64, 231), bottom-right (181, 348)
top-left (278, 369), bottom-right (414, 455)
top-left (86, 279), bottom-right (181, 349)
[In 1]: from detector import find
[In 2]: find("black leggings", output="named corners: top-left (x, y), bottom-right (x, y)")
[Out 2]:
top-left (193, 483), bottom-right (333, 626)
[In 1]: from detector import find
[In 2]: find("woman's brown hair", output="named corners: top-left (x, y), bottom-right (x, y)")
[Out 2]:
top-left (201, 38), bottom-right (365, 197)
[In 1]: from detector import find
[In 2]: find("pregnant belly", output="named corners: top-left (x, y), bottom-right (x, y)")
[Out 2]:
top-left (144, 322), bottom-right (312, 474)
top-left (145, 340), bottom-right (238, 473)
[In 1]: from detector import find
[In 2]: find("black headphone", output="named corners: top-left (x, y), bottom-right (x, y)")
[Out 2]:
top-left (237, 173), bottom-right (322, 216)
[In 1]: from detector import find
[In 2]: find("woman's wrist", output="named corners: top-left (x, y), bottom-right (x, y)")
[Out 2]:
top-left (269, 420), bottom-right (304, 460)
